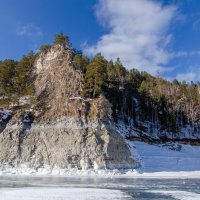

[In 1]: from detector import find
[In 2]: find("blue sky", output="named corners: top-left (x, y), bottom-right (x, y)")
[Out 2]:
top-left (1, 0), bottom-right (200, 82)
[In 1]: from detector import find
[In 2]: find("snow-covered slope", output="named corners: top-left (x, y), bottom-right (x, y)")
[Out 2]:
top-left (129, 141), bottom-right (200, 178)
top-left (0, 110), bottom-right (12, 122)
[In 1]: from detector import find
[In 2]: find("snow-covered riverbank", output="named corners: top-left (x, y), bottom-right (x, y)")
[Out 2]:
top-left (130, 141), bottom-right (200, 178)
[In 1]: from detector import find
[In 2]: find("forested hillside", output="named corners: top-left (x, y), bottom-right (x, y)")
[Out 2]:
top-left (0, 33), bottom-right (200, 136)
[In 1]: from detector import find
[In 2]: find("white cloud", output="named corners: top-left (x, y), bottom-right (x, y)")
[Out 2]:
top-left (16, 24), bottom-right (43, 37)
top-left (172, 50), bottom-right (200, 58)
top-left (175, 68), bottom-right (200, 82)
top-left (176, 72), bottom-right (196, 82)
top-left (84, 0), bottom-right (177, 75)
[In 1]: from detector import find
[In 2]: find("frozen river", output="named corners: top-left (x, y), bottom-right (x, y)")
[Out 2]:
top-left (0, 176), bottom-right (200, 200)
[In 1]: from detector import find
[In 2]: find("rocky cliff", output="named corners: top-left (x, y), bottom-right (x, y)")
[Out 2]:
top-left (0, 44), bottom-right (139, 170)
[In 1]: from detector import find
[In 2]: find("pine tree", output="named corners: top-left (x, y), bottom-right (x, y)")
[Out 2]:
top-left (83, 54), bottom-right (107, 97)
top-left (40, 44), bottom-right (51, 53)
top-left (15, 51), bottom-right (36, 96)
top-left (0, 59), bottom-right (17, 96)
top-left (114, 58), bottom-right (126, 83)
top-left (54, 32), bottom-right (69, 46)
top-left (73, 52), bottom-right (89, 73)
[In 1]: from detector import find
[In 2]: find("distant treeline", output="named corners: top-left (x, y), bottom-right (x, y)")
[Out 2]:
top-left (1, 33), bottom-right (200, 133)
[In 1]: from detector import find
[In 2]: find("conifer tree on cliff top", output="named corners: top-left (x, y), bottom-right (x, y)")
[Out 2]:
top-left (54, 32), bottom-right (69, 46)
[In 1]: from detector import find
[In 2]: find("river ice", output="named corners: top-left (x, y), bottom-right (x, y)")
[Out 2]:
top-left (0, 176), bottom-right (200, 200)
top-left (0, 188), bottom-right (130, 200)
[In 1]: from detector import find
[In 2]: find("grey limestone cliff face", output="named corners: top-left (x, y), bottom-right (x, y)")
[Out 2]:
top-left (0, 118), bottom-right (138, 169)
top-left (0, 44), bottom-right (139, 170)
